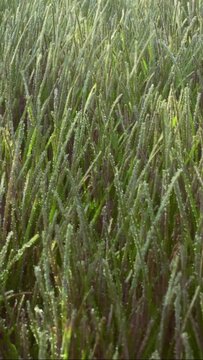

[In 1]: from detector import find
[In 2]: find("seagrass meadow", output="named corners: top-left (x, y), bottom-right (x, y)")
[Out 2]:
top-left (0, 0), bottom-right (203, 358)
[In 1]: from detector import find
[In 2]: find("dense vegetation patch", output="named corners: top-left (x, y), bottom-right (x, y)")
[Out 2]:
top-left (0, 0), bottom-right (203, 358)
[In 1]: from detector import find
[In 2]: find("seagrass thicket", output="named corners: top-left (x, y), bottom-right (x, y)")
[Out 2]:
top-left (0, 0), bottom-right (203, 358)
